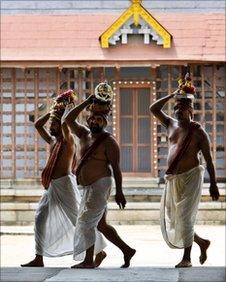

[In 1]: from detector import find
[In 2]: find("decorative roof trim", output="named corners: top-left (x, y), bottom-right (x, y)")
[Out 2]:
top-left (100, 0), bottom-right (172, 48)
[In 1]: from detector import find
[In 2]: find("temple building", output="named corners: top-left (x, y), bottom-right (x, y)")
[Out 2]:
top-left (1, 0), bottom-right (225, 183)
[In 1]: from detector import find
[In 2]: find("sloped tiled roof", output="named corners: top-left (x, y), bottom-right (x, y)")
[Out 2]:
top-left (1, 13), bottom-right (225, 64)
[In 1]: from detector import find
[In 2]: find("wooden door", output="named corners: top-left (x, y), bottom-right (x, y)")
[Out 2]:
top-left (119, 87), bottom-right (152, 175)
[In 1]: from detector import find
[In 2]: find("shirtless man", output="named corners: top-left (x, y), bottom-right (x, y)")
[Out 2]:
top-left (65, 94), bottom-right (136, 268)
top-left (21, 106), bottom-right (105, 266)
top-left (150, 94), bottom-right (220, 268)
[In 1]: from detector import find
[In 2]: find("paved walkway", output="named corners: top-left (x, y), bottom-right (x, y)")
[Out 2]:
top-left (1, 267), bottom-right (225, 282)
top-left (1, 225), bottom-right (225, 281)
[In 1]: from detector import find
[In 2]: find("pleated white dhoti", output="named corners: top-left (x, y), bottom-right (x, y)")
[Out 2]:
top-left (35, 174), bottom-right (81, 257)
top-left (160, 165), bottom-right (205, 249)
top-left (73, 176), bottom-right (111, 260)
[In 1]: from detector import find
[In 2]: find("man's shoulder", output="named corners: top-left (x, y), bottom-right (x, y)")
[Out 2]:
top-left (79, 129), bottom-right (91, 144)
top-left (191, 122), bottom-right (208, 140)
top-left (191, 121), bottom-right (201, 129)
top-left (104, 133), bottom-right (118, 146)
top-left (191, 121), bottom-right (205, 132)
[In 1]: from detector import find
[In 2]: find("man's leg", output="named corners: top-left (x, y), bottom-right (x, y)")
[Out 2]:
top-left (194, 232), bottom-right (211, 264)
top-left (21, 255), bottom-right (44, 267)
top-left (21, 193), bottom-right (49, 267)
top-left (175, 232), bottom-right (210, 267)
top-left (97, 212), bottom-right (136, 268)
top-left (21, 205), bottom-right (46, 267)
top-left (175, 245), bottom-right (192, 268)
top-left (71, 245), bottom-right (95, 269)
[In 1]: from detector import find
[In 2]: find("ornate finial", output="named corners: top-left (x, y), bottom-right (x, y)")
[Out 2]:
top-left (132, 0), bottom-right (141, 26)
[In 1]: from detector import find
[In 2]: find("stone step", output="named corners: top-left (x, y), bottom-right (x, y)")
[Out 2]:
top-left (158, 183), bottom-right (226, 189)
top-left (0, 177), bottom-right (159, 188)
top-left (1, 201), bottom-right (225, 226)
top-left (1, 179), bottom-right (226, 190)
top-left (0, 179), bottom-right (41, 188)
top-left (1, 186), bottom-right (226, 196)
top-left (1, 187), bottom-right (225, 203)
top-left (1, 201), bottom-right (225, 211)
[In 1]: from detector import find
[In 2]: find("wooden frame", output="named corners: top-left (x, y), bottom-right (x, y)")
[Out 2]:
top-left (113, 81), bottom-right (154, 177)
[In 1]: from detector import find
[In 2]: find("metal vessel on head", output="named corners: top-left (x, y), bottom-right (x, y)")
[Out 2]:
top-left (94, 81), bottom-right (114, 103)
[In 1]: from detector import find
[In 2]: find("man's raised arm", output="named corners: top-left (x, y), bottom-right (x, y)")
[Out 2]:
top-left (149, 93), bottom-right (176, 128)
top-left (61, 105), bottom-right (75, 145)
top-left (64, 95), bottom-right (94, 138)
top-left (34, 112), bottom-right (53, 144)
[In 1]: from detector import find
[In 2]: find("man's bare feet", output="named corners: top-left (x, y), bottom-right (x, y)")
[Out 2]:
top-left (21, 258), bottom-right (44, 267)
top-left (175, 259), bottom-right (192, 268)
top-left (94, 251), bottom-right (107, 267)
top-left (121, 248), bottom-right (136, 268)
top-left (199, 239), bottom-right (210, 265)
top-left (71, 261), bottom-right (95, 269)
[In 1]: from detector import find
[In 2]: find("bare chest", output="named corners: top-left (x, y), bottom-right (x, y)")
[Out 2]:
top-left (80, 136), bottom-right (106, 159)
top-left (168, 127), bottom-right (200, 153)
top-left (169, 128), bottom-right (188, 144)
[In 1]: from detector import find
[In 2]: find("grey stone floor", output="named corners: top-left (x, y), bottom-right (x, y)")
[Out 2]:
top-left (1, 225), bottom-right (225, 281)
top-left (1, 267), bottom-right (225, 282)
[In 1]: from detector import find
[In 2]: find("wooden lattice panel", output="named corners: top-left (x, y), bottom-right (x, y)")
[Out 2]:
top-left (0, 65), bottom-right (225, 181)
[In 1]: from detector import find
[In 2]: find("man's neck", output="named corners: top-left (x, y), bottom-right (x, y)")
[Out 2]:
top-left (178, 119), bottom-right (192, 128)
top-left (91, 130), bottom-right (106, 138)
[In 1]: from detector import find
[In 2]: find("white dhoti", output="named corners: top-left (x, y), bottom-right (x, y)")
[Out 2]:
top-left (73, 176), bottom-right (111, 260)
top-left (160, 165), bottom-right (205, 249)
top-left (35, 174), bottom-right (80, 257)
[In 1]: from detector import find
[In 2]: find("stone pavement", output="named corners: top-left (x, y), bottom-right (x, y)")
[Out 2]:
top-left (1, 225), bottom-right (225, 281)
top-left (1, 266), bottom-right (225, 282)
